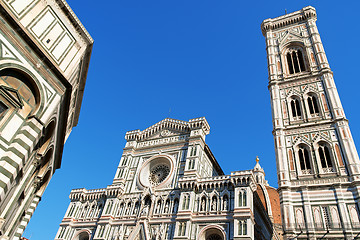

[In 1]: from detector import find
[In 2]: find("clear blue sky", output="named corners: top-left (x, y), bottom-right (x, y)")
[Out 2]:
top-left (23, 1), bottom-right (360, 239)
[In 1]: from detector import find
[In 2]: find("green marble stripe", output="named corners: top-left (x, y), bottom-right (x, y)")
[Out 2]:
top-left (8, 147), bottom-right (25, 161)
top-left (18, 225), bottom-right (25, 230)
top-left (27, 121), bottom-right (41, 134)
top-left (3, 168), bottom-right (37, 219)
top-left (14, 233), bottom-right (21, 237)
top-left (0, 144), bottom-right (7, 152)
top-left (29, 204), bottom-right (36, 210)
top-left (8, 192), bottom-right (36, 237)
top-left (0, 165), bottom-right (13, 181)
top-left (2, 156), bottom-right (19, 172)
top-left (18, 130), bottom-right (36, 142)
top-left (13, 138), bottom-right (31, 152)
top-left (0, 179), bottom-right (8, 192)
top-left (26, 209), bottom-right (34, 215)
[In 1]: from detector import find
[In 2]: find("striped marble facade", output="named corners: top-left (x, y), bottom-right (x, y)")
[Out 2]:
top-left (56, 118), bottom-right (281, 240)
top-left (0, 0), bottom-right (92, 239)
top-left (262, 6), bottom-right (360, 239)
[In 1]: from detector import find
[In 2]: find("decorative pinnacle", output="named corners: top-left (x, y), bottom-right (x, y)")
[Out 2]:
top-left (256, 156), bottom-right (259, 163)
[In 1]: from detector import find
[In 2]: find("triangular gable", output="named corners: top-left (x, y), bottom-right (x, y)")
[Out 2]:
top-left (279, 30), bottom-right (305, 47)
top-left (43, 83), bottom-right (54, 102)
top-left (0, 85), bottom-right (23, 108)
top-left (126, 118), bottom-right (190, 141)
top-left (0, 41), bottom-right (19, 61)
top-left (128, 221), bottom-right (150, 240)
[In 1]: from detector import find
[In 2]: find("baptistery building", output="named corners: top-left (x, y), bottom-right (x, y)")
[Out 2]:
top-left (0, 0), bottom-right (92, 239)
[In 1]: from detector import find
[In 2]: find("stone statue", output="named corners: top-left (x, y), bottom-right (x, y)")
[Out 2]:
top-left (201, 198), bottom-right (206, 211)
top-left (141, 205), bottom-right (149, 216)
top-left (212, 199), bottom-right (217, 211)
top-left (164, 201), bottom-right (169, 213)
top-left (159, 223), bottom-right (165, 240)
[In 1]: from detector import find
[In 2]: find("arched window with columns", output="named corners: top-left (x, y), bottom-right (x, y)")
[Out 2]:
top-left (238, 220), bottom-right (247, 235)
top-left (307, 95), bottom-right (320, 116)
top-left (285, 47), bottom-right (307, 74)
top-left (318, 142), bottom-right (334, 173)
top-left (297, 145), bottom-right (312, 175)
top-left (290, 97), bottom-right (302, 120)
top-left (238, 190), bottom-right (247, 207)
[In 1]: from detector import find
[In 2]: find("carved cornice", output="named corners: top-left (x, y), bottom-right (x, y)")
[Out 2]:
top-left (54, 0), bottom-right (93, 44)
top-left (125, 117), bottom-right (210, 142)
top-left (178, 170), bottom-right (256, 192)
top-left (261, 6), bottom-right (317, 36)
top-left (69, 184), bottom-right (126, 201)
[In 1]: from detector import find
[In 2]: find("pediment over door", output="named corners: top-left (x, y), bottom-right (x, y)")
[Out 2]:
top-left (127, 221), bottom-right (150, 240)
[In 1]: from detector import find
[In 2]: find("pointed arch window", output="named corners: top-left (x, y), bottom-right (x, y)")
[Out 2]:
top-left (67, 203), bottom-right (76, 217)
top-left (182, 194), bottom-right (190, 210)
top-left (118, 203), bottom-right (124, 216)
top-left (286, 48), bottom-right (306, 74)
top-left (238, 220), bottom-right (247, 235)
top-left (105, 200), bottom-right (113, 215)
top-left (318, 144), bottom-right (334, 173)
top-left (238, 192), bottom-right (242, 207)
top-left (238, 190), bottom-right (247, 207)
top-left (298, 146), bottom-right (312, 175)
top-left (178, 222), bottom-right (186, 236)
top-left (122, 157), bottom-right (128, 166)
top-left (155, 199), bottom-right (162, 214)
top-left (307, 95), bottom-right (320, 116)
top-left (223, 195), bottom-right (229, 211)
top-left (133, 201), bottom-right (140, 215)
top-left (290, 97), bottom-right (302, 119)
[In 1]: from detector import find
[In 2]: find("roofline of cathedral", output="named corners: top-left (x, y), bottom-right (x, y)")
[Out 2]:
top-left (204, 144), bottom-right (224, 175)
top-left (125, 117), bottom-right (210, 141)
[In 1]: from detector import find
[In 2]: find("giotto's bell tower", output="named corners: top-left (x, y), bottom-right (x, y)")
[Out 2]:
top-left (262, 6), bottom-right (360, 239)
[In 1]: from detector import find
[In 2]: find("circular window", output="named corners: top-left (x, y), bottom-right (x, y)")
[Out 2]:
top-left (149, 164), bottom-right (170, 186)
top-left (137, 155), bottom-right (174, 189)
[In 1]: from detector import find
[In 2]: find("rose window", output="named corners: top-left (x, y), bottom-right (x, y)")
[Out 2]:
top-left (137, 155), bottom-right (174, 189)
top-left (149, 165), bottom-right (170, 186)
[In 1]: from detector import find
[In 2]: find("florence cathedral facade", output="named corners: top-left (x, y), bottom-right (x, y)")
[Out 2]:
top-left (55, 6), bottom-right (360, 240)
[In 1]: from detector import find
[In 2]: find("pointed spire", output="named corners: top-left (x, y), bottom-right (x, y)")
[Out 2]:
top-left (253, 156), bottom-right (264, 172)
